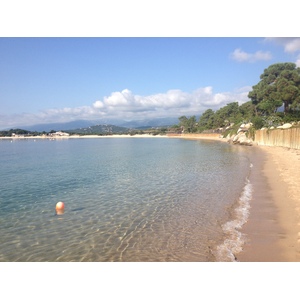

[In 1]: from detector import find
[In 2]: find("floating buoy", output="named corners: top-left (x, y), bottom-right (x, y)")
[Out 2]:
top-left (56, 201), bottom-right (65, 215)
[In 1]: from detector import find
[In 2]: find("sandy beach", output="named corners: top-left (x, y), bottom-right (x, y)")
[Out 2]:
top-left (236, 145), bottom-right (300, 262)
top-left (172, 133), bottom-right (300, 261)
top-left (2, 132), bottom-right (299, 261)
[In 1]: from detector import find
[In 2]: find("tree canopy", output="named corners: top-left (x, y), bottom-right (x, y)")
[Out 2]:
top-left (248, 62), bottom-right (300, 115)
top-left (195, 101), bottom-right (250, 132)
top-left (178, 115), bottom-right (197, 133)
top-left (177, 62), bottom-right (300, 132)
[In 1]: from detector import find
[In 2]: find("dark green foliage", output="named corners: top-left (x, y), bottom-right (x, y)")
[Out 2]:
top-left (0, 124), bottom-right (168, 137)
top-left (178, 62), bottom-right (300, 133)
top-left (239, 101), bottom-right (256, 122)
top-left (66, 124), bottom-right (130, 135)
top-left (178, 115), bottom-right (197, 133)
top-left (248, 62), bottom-right (300, 115)
top-left (214, 102), bottom-right (242, 128)
top-left (197, 102), bottom-right (246, 132)
top-left (252, 116), bottom-right (265, 130)
top-left (197, 109), bottom-right (215, 132)
top-left (0, 128), bottom-right (32, 137)
top-left (279, 111), bottom-right (300, 123)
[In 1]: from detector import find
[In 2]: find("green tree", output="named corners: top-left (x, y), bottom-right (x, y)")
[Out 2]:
top-left (239, 101), bottom-right (256, 121)
top-left (252, 115), bottom-right (265, 130)
top-left (277, 69), bottom-right (300, 112)
top-left (197, 109), bottom-right (215, 132)
top-left (213, 102), bottom-right (241, 128)
top-left (178, 115), bottom-right (197, 133)
top-left (248, 62), bottom-right (300, 115)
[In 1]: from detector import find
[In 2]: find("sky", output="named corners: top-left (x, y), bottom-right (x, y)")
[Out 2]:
top-left (1, 37), bottom-right (300, 129)
top-left (1, 1), bottom-right (300, 296)
top-left (0, 1), bottom-right (300, 130)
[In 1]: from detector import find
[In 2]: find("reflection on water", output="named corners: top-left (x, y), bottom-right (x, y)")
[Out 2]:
top-left (0, 138), bottom-right (253, 261)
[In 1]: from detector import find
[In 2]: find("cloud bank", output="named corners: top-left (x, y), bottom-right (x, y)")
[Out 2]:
top-left (265, 37), bottom-right (300, 53)
top-left (0, 87), bottom-right (251, 129)
top-left (265, 37), bottom-right (300, 67)
top-left (231, 38), bottom-right (300, 67)
top-left (230, 48), bottom-right (272, 63)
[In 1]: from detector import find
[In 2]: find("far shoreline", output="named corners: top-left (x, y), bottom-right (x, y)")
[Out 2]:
top-left (0, 134), bottom-right (168, 140)
top-left (2, 131), bottom-right (297, 261)
top-left (0, 132), bottom-right (224, 141)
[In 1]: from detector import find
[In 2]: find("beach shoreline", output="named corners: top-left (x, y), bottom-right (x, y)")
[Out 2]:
top-left (2, 132), bottom-right (298, 261)
top-left (178, 134), bottom-right (300, 261)
top-left (180, 134), bottom-right (300, 261)
top-left (0, 132), bottom-right (223, 140)
top-left (175, 134), bottom-right (300, 261)
top-left (0, 134), bottom-right (168, 140)
top-left (236, 145), bottom-right (300, 261)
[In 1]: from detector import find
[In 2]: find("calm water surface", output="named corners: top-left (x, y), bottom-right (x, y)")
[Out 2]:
top-left (0, 137), bottom-right (254, 261)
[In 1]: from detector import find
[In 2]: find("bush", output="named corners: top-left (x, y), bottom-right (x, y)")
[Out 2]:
top-left (252, 116), bottom-right (264, 129)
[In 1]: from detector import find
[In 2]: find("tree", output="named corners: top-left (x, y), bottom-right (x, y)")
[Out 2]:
top-left (248, 62), bottom-right (300, 115)
top-left (239, 101), bottom-right (256, 121)
top-left (213, 102), bottom-right (241, 128)
top-left (178, 115), bottom-right (197, 133)
top-left (277, 69), bottom-right (300, 112)
top-left (197, 109), bottom-right (215, 131)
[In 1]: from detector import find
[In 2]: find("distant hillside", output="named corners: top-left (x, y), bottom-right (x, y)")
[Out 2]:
top-left (119, 117), bottom-right (179, 129)
top-left (66, 124), bottom-right (130, 135)
top-left (8, 117), bottom-right (179, 132)
top-left (20, 120), bottom-right (99, 132)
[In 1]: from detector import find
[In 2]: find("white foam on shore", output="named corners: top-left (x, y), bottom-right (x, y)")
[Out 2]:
top-left (213, 170), bottom-right (253, 262)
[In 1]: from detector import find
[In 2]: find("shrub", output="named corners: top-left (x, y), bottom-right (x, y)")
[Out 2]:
top-left (252, 116), bottom-right (264, 129)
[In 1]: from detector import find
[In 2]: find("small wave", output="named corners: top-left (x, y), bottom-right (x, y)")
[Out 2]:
top-left (213, 177), bottom-right (253, 261)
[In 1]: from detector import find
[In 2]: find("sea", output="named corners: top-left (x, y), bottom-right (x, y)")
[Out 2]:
top-left (0, 136), bottom-right (256, 262)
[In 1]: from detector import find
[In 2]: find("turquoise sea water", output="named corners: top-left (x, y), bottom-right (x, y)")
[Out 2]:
top-left (0, 137), bottom-right (254, 261)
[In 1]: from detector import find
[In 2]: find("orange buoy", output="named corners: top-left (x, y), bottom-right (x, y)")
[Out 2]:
top-left (56, 201), bottom-right (65, 215)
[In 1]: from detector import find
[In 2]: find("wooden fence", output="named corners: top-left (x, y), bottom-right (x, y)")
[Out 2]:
top-left (255, 127), bottom-right (300, 149)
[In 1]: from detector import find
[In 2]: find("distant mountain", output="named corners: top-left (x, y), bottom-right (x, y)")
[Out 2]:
top-left (20, 120), bottom-right (99, 132)
top-left (119, 117), bottom-right (179, 129)
top-left (66, 124), bottom-right (130, 135)
top-left (17, 117), bottom-right (179, 132)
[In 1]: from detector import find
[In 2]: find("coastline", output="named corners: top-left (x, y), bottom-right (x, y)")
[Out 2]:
top-left (2, 132), bottom-right (299, 261)
top-left (0, 133), bottom-right (223, 140)
top-left (0, 134), bottom-right (168, 140)
top-left (173, 134), bottom-right (300, 261)
top-left (179, 134), bottom-right (300, 261)
top-left (178, 134), bottom-right (300, 261)
top-left (237, 145), bottom-right (300, 262)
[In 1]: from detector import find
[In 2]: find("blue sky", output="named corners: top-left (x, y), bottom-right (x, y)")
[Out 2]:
top-left (1, 1), bottom-right (299, 293)
top-left (1, 37), bottom-right (300, 129)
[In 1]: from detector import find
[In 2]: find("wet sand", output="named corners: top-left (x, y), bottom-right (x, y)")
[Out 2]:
top-left (237, 145), bottom-right (300, 262)
top-left (3, 132), bottom-right (299, 261)
top-left (176, 134), bottom-right (300, 261)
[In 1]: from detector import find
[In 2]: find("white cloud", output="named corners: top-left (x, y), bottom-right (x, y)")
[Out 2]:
top-left (284, 39), bottom-right (300, 53)
top-left (0, 87), bottom-right (251, 129)
top-left (231, 48), bottom-right (272, 62)
top-left (264, 37), bottom-right (300, 67)
top-left (265, 37), bottom-right (300, 53)
top-left (231, 49), bottom-right (250, 62)
top-left (296, 55), bottom-right (300, 68)
top-left (92, 87), bottom-right (250, 118)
